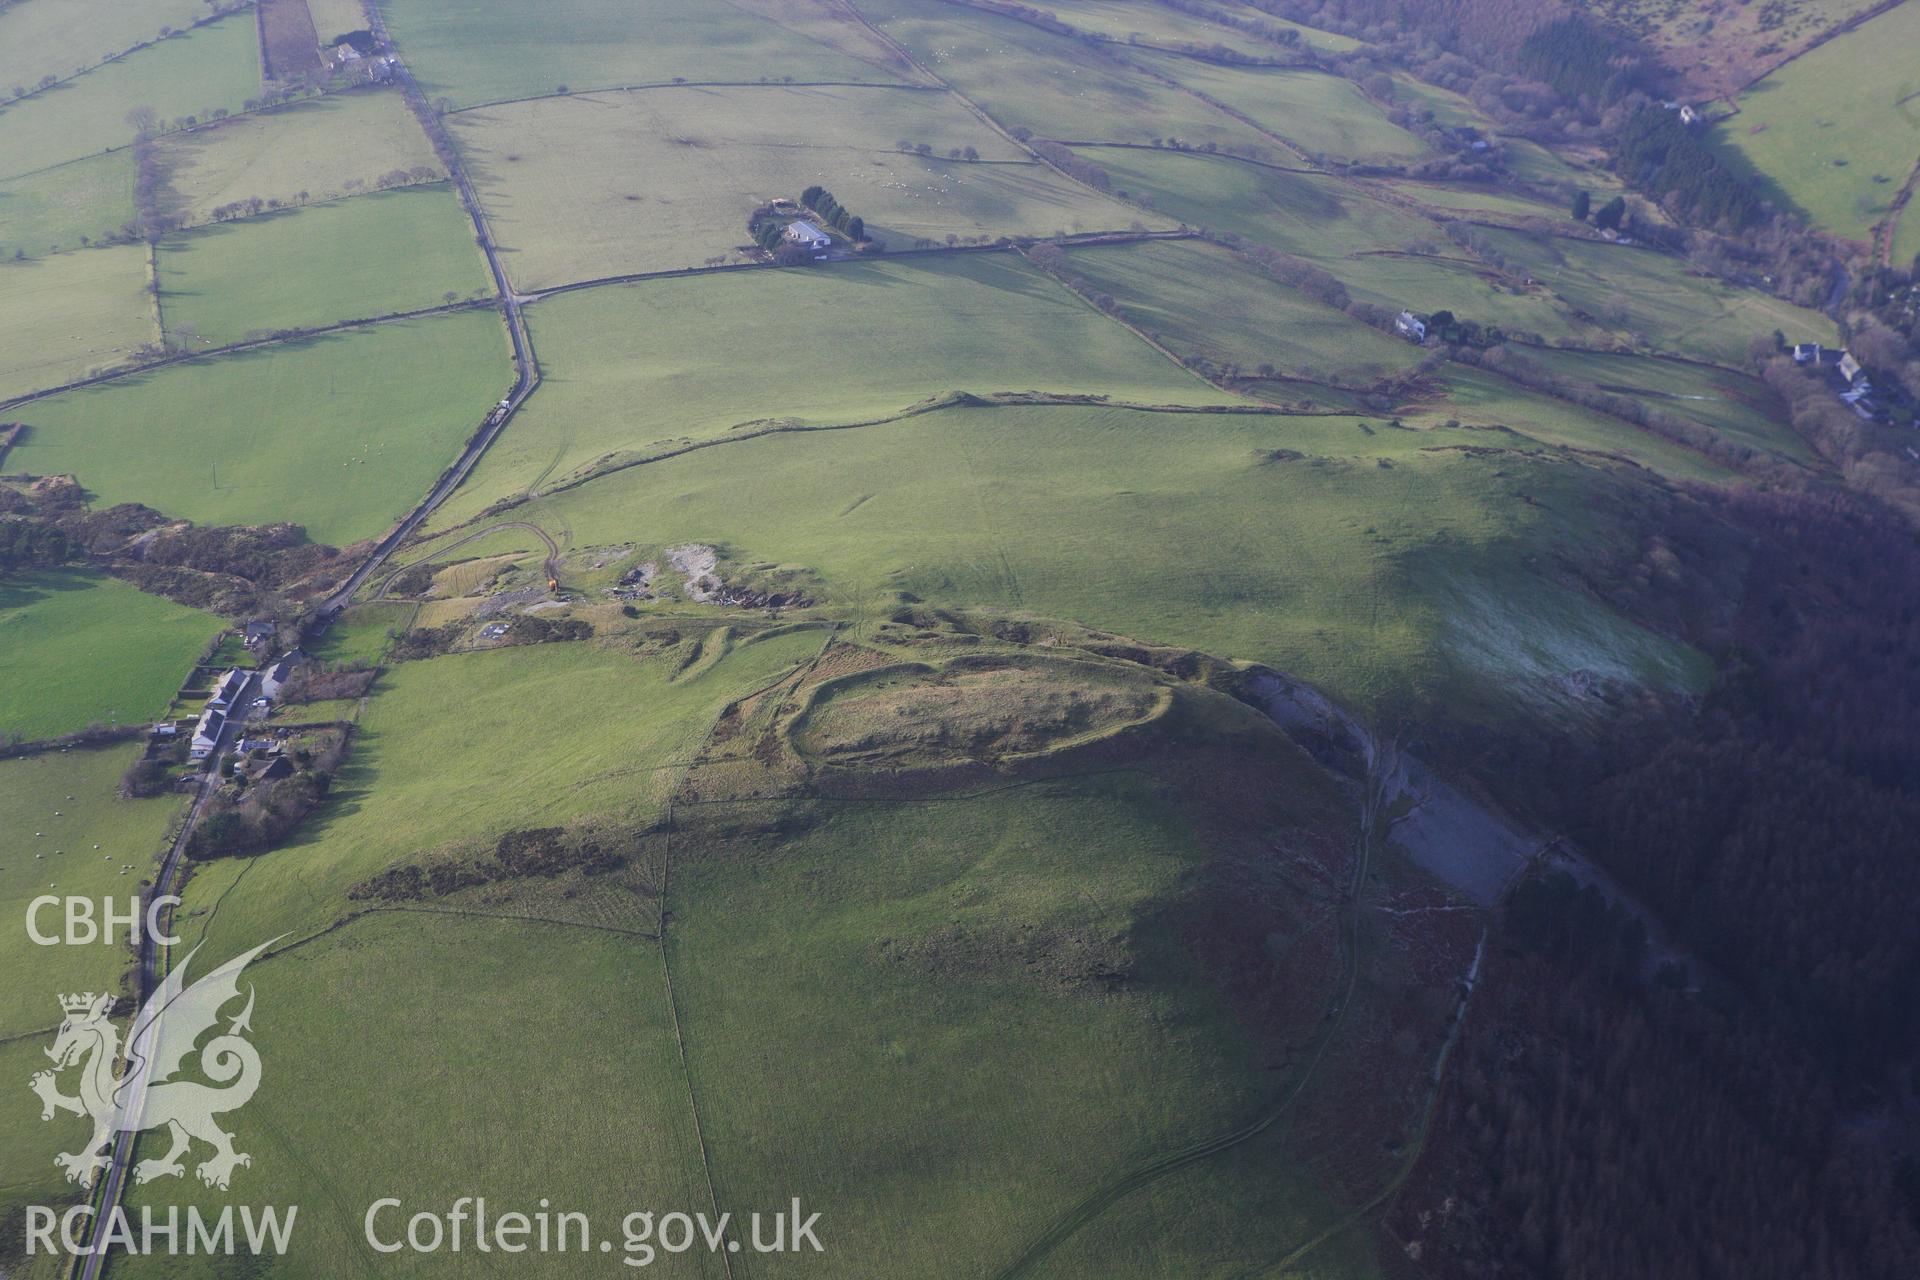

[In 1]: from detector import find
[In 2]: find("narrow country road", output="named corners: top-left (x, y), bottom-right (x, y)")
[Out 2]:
top-left (320, 2), bottom-right (540, 616)
top-left (77, 670), bottom-right (261, 1280)
top-left (80, 7), bottom-right (541, 1267)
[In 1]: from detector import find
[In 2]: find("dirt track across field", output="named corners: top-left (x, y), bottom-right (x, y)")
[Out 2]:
top-left (370, 520), bottom-right (562, 600)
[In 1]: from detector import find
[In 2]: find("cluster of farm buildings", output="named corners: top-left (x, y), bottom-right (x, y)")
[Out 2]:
top-left (325, 31), bottom-right (397, 82)
top-left (154, 626), bottom-right (295, 763)
top-left (1793, 343), bottom-right (1898, 423)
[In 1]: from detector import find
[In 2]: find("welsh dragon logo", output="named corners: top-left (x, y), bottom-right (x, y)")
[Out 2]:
top-left (30, 940), bottom-right (276, 1191)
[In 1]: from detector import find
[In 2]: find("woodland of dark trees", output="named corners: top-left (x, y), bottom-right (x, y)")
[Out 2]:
top-left (1615, 107), bottom-right (1759, 228)
top-left (1568, 490), bottom-right (1920, 1074)
top-left (1404, 875), bottom-right (1920, 1279)
top-left (1406, 486), bottom-right (1920, 1277)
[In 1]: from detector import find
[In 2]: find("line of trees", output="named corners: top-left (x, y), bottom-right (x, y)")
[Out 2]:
top-left (205, 166), bottom-right (439, 223)
top-left (1026, 139), bottom-right (1113, 191)
top-left (129, 111), bottom-right (173, 242)
top-left (3, 3), bottom-right (251, 105)
top-left (799, 186), bottom-right (868, 242)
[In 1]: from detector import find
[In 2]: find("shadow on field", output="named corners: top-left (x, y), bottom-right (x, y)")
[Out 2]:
top-left (0, 568), bottom-right (96, 613)
top-left (1706, 79), bottom-right (1811, 226)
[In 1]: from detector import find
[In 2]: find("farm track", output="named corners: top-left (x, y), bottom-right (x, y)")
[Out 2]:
top-left (1014, 241), bottom-right (1260, 400)
top-left (0, 231), bottom-right (1188, 418)
top-left (652, 632), bottom-right (844, 1271)
top-left (927, 0), bottom-right (1304, 69)
top-left (653, 919), bottom-right (736, 1278)
top-left (1239, 933), bottom-right (1486, 1279)
top-left (1062, 138), bottom-right (1320, 175)
top-left (368, 519), bottom-right (559, 600)
top-left (363, 904), bottom-right (659, 939)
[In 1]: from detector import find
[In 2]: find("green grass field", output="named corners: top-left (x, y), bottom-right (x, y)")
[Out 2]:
top-left (1711, 1), bottom-right (1920, 241)
top-left (0, 242), bottom-right (155, 400)
top-left (0, 1037), bottom-right (85, 1275)
top-left (157, 184), bottom-right (492, 345)
top-left (0, 149), bottom-right (136, 258)
top-left (1083, 144), bottom-right (1440, 257)
top-left (1058, 238), bottom-right (1426, 385)
top-left (862, 0), bottom-right (1295, 162)
top-left (0, 570), bottom-right (219, 742)
top-left (309, 599), bottom-right (418, 666)
top-left (0, 743), bottom-right (189, 1244)
top-left (427, 253), bottom-right (1239, 528)
top-left (1429, 365), bottom-right (1732, 482)
top-left (380, 0), bottom-right (915, 109)
top-left (1076, 144), bottom-right (1620, 364)
top-left (1375, 178), bottom-right (1564, 220)
top-left (1030, 0), bottom-right (1291, 56)
top-left (1335, 250), bottom-right (1607, 346)
top-left (1040, 0), bottom-right (1362, 52)
top-left (1065, 150), bottom-right (1602, 346)
top-left (9, 311), bottom-right (509, 545)
top-left (1384, 75), bottom-right (1486, 131)
top-left (0, 14), bottom-right (259, 182)
top-left (156, 632), bottom-right (825, 949)
top-left (1129, 53), bottom-right (1425, 162)
top-left (1511, 346), bottom-right (1814, 465)
top-left (667, 775), bottom-right (1367, 1276)
top-left (1471, 226), bottom-right (1838, 365)
top-left (0, 743), bottom-right (188, 1036)
top-left (0, 0), bottom-right (217, 107)
top-left (451, 84), bottom-right (1146, 289)
top-left (1894, 204), bottom-right (1920, 271)
top-left (475, 401), bottom-right (1704, 723)
top-left (116, 911), bottom-right (723, 1280)
top-left (1498, 136), bottom-right (1622, 195)
top-left (151, 88), bottom-right (445, 229)
top-left (111, 645), bottom-right (1377, 1276)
